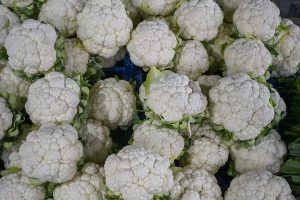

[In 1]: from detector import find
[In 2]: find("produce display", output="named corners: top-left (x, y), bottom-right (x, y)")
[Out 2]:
top-left (0, 0), bottom-right (299, 200)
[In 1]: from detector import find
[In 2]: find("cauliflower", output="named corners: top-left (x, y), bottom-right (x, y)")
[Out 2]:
top-left (230, 129), bottom-right (287, 174)
top-left (104, 145), bottom-right (173, 200)
top-left (39, 0), bottom-right (87, 37)
top-left (272, 19), bottom-right (300, 77)
top-left (0, 5), bottom-right (19, 47)
top-left (225, 170), bottom-right (295, 200)
top-left (131, 0), bottom-right (178, 16)
top-left (77, 0), bottom-right (133, 58)
top-left (187, 124), bottom-right (229, 174)
top-left (120, 0), bottom-right (141, 26)
top-left (270, 88), bottom-right (287, 123)
top-left (0, 173), bottom-right (45, 200)
top-left (88, 78), bottom-right (136, 130)
top-left (174, 40), bottom-right (209, 81)
top-left (233, 0), bottom-right (280, 41)
top-left (79, 119), bottom-right (112, 164)
top-left (127, 19), bottom-right (177, 70)
top-left (19, 123), bottom-right (83, 183)
top-left (170, 167), bottom-right (222, 200)
top-left (224, 38), bottom-right (272, 77)
top-left (133, 120), bottom-right (185, 161)
top-left (197, 75), bottom-right (221, 97)
top-left (4, 19), bottom-right (57, 76)
top-left (209, 73), bottom-right (275, 141)
top-left (97, 47), bottom-right (127, 69)
top-left (140, 68), bottom-right (207, 123)
top-left (0, 97), bottom-right (13, 140)
top-left (25, 72), bottom-right (80, 125)
top-left (53, 163), bottom-right (105, 200)
top-left (62, 38), bottom-right (89, 77)
top-left (173, 0), bottom-right (223, 42)
top-left (0, 0), bottom-right (33, 8)
top-left (222, 0), bottom-right (248, 22)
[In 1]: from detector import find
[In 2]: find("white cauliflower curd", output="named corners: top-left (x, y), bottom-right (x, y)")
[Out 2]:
top-left (131, 0), bottom-right (178, 16)
top-left (0, 97), bottom-right (13, 140)
top-left (0, 5), bottom-right (19, 47)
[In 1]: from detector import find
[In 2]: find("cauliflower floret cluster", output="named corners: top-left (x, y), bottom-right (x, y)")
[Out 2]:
top-left (170, 167), bottom-right (222, 200)
top-left (0, 97), bottom-right (13, 140)
top-left (0, 0), bottom-right (33, 8)
top-left (197, 75), bottom-right (221, 97)
top-left (224, 38), bottom-right (272, 77)
top-left (79, 120), bottom-right (112, 164)
top-left (104, 145), bottom-right (173, 200)
top-left (233, 0), bottom-right (281, 41)
top-left (133, 120), bottom-right (185, 161)
top-left (127, 19), bottom-right (177, 70)
top-left (225, 170), bottom-right (295, 200)
top-left (53, 163), bottom-right (105, 200)
top-left (131, 0), bottom-right (178, 16)
top-left (25, 72), bottom-right (80, 125)
top-left (39, 0), bottom-right (87, 36)
top-left (187, 124), bottom-right (229, 174)
top-left (0, 173), bottom-right (45, 200)
top-left (77, 0), bottom-right (133, 58)
top-left (174, 40), bottom-right (209, 80)
top-left (209, 73), bottom-right (275, 141)
top-left (4, 19), bottom-right (57, 75)
top-left (0, 5), bottom-right (19, 47)
top-left (19, 123), bottom-right (83, 183)
top-left (88, 78), bottom-right (136, 130)
top-left (173, 0), bottom-right (223, 42)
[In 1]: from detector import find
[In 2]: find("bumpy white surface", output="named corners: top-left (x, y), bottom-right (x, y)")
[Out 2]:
top-left (25, 72), bottom-right (80, 125)
top-left (233, 0), bottom-right (280, 41)
top-left (0, 5), bottom-right (19, 47)
top-left (131, 0), bottom-right (178, 16)
top-left (174, 40), bottom-right (209, 80)
top-left (79, 120), bottom-right (112, 164)
top-left (104, 145), bottom-right (173, 200)
top-left (19, 123), bottom-right (83, 183)
top-left (0, 97), bottom-right (12, 140)
top-left (140, 70), bottom-right (207, 123)
top-left (77, 0), bottom-right (133, 58)
top-left (225, 170), bottom-right (295, 200)
top-left (4, 19), bottom-right (57, 75)
top-left (271, 88), bottom-right (287, 119)
top-left (187, 124), bottom-right (229, 174)
top-left (1, 0), bottom-right (33, 8)
top-left (89, 78), bottom-right (136, 130)
top-left (0, 173), bottom-right (45, 200)
top-left (170, 167), bottom-right (222, 200)
top-left (197, 75), bottom-right (221, 97)
top-left (231, 129), bottom-right (287, 174)
top-left (39, 0), bottom-right (87, 36)
top-left (53, 163), bottom-right (105, 200)
top-left (173, 0), bottom-right (223, 41)
top-left (224, 38), bottom-right (272, 77)
top-left (133, 120), bottom-right (184, 160)
top-left (63, 38), bottom-right (89, 77)
top-left (209, 73), bottom-right (275, 141)
top-left (127, 19), bottom-right (177, 69)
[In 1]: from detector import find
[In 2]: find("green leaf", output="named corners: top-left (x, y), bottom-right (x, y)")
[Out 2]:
top-left (1, 167), bottom-right (21, 176)
top-left (144, 67), bottom-right (163, 95)
top-left (227, 161), bottom-right (239, 177)
top-left (280, 159), bottom-right (300, 175)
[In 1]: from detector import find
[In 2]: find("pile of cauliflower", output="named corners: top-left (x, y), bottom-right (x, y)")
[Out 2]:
top-left (0, 0), bottom-right (298, 199)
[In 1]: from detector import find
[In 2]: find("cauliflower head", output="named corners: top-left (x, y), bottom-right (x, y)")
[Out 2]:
top-left (197, 75), bottom-right (221, 97)
top-left (19, 123), bottom-right (83, 183)
top-left (77, 0), bottom-right (133, 58)
top-left (133, 120), bottom-right (185, 161)
top-left (104, 145), bottom-right (173, 200)
top-left (170, 167), bottom-right (222, 200)
top-left (230, 129), bottom-right (287, 174)
top-left (63, 38), bottom-right (89, 77)
top-left (127, 19), bottom-right (177, 70)
top-left (173, 0), bottom-right (223, 41)
top-left (140, 69), bottom-right (207, 123)
top-left (25, 72), bottom-right (80, 125)
top-left (4, 19), bottom-right (57, 75)
top-left (225, 170), bottom-right (295, 200)
top-left (174, 40), bottom-right (209, 80)
top-left (233, 0), bottom-right (280, 41)
top-left (39, 0), bottom-right (87, 36)
top-left (0, 0), bottom-right (33, 8)
top-left (224, 38), bottom-right (272, 77)
top-left (0, 5), bottom-right (19, 47)
top-left (131, 0), bottom-right (178, 16)
top-left (209, 73), bottom-right (275, 141)
top-left (0, 97), bottom-right (13, 140)
top-left (79, 119), bottom-right (112, 164)
top-left (53, 163), bottom-right (105, 200)
top-left (0, 173), bottom-right (45, 200)
top-left (187, 124), bottom-right (229, 174)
